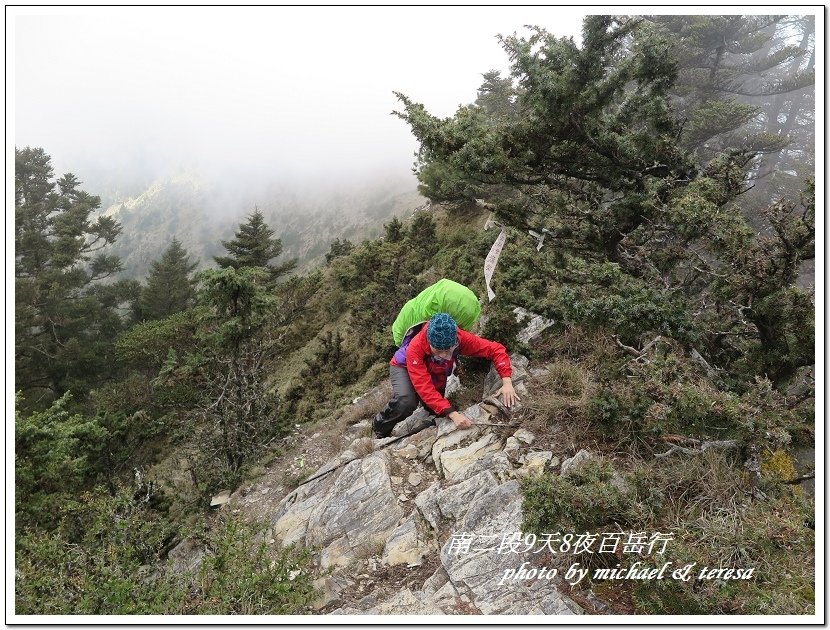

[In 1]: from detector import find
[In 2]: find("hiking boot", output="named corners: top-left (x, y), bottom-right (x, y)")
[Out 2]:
top-left (372, 417), bottom-right (392, 439)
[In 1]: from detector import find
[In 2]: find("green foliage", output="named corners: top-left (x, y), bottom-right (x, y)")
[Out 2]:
top-left (383, 216), bottom-right (405, 242)
top-left (522, 459), bottom-right (628, 532)
top-left (214, 208), bottom-right (297, 281)
top-left (15, 491), bottom-right (315, 615)
top-left (15, 392), bottom-right (107, 528)
top-left (117, 308), bottom-right (202, 374)
top-left (479, 302), bottom-right (524, 354)
top-left (324, 237), bottom-right (354, 264)
top-left (15, 147), bottom-right (130, 410)
top-left (181, 515), bottom-right (315, 614)
top-left (15, 390), bottom-right (168, 530)
top-left (133, 238), bottom-right (197, 322)
top-left (407, 212), bottom-right (439, 255)
top-left (559, 282), bottom-right (693, 343)
top-left (16, 487), bottom-right (180, 615)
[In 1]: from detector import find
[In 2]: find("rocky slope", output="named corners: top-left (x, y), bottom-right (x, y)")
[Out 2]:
top-left (217, 343), bottom-right (586, 616)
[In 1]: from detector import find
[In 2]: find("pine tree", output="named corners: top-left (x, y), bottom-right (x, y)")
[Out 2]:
top-left (15, 147), bottom-right (131, 408)
top-left (134, 238), bottom-right (197, 321)
top-left (214, 208), bottom-right (296, 281)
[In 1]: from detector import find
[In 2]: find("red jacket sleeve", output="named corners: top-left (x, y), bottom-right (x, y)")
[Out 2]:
top-left (456, 329), bottom-right (512, 378)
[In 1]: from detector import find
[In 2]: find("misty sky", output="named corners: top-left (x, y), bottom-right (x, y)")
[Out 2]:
top-left (12, 6), bottom-right (588, 188)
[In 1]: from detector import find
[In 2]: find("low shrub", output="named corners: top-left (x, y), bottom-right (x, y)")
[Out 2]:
top-left (521, 459), bottom-right (628, 533)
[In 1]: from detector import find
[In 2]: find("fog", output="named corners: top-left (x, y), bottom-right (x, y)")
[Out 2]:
top-left (12, 6), bottom-right (586, 197)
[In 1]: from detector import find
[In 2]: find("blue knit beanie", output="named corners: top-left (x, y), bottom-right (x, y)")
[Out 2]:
top-left (427, 313), bottom-right (458, 350)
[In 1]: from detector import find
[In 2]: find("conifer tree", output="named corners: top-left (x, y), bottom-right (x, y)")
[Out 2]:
top-left (647, 15), bottom-right (814, 162)
top-left (134, 238), bottom-right (197, 321)
top-left (474, 70), bottom-right (517, 121)
top-left (15, 147), bottom-right (130, 408)
top-left (193, 267), bottom-right (281, 478)
top-left (325, 238), bottom-right (354, 264)
top-left (214, 208), bottom-right (296, 281)
top-left (394, 17), bottom-right (813, 388)
top-left (383, 216), bottom-right (405, 242)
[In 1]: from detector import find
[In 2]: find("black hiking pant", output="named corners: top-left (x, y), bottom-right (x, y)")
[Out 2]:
top-left (373, 365), bottom-right (441, 438)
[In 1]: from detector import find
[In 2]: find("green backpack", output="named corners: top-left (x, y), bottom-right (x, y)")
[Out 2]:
top-left (391, 279), bottom-right (481, 346)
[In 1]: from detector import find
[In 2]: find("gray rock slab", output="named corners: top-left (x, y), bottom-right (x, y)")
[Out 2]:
top-left (414, 471), bottom-right (498, 532)
top-left (440, 433), bottom-right (503, 482)
top-left (305, 454), bottom-right (404, 554)
top-left (421, 565), bottom-right (451, 597)
top-left (513, 428), bottom-right (535, 445)
top-left (432, 425), bottom-right (480, 475)
top-left (561, 449), bottom-right (593, 477)
top-left (381, 514), bottom-right (434, 567)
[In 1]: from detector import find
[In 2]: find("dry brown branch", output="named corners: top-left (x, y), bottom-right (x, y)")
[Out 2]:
top-left (744, 444), bottom-right (762, 500)
top-left (613, 335), bottom-right (641, 357)
top-left (690, 348), bottom-right (720, 380)
top-left (655, 439), bottom-right (740, 459)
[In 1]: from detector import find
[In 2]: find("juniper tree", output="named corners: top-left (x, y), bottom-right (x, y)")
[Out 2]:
top-left (395, 17), bottom-right (694, 263)
top-left (393, 16), bottom-right (813, 388)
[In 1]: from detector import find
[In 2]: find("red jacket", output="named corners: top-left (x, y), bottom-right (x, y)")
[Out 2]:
top-left (392, 326), bottom-right (512, 417)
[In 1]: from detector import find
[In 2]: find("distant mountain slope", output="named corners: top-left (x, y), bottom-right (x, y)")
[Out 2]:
top-left (98, 169), bottom-right (424, 279)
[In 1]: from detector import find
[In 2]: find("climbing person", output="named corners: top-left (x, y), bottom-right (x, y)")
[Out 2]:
top-left (373, 312), bottom-right (518, 438)
top-left (391, 278), bottom-right (481, 346)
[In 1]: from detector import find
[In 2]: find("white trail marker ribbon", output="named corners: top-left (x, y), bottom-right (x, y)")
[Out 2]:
top-left (528, 228), bottom-right (549, 251)
top-left (484, 216), bottom-right (507, 302)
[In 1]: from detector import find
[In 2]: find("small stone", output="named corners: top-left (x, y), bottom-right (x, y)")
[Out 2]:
top-left (311, 576), bottom-right (341, 611)
top-left (513, 429), bottom-right (535, 445)
top-left (210, 490), bottom-right (231, 507)
top-left (561, 449), bottom-right (593, 477)
top-left (408, 473), bottom-right (423, 487)
top-left (520, 451), bottom-right (553, 478)
top-left (398, 494), bottom-right (409, 502)
top-left (394, 444), bottom-right (419, 460)
top-left (391, 476), bottom-right (403, 485)
top-left (312, 432), bottom-right (321, 439)
top-left (503, 436), bottom-right (522, 453)
top-left (526, 451), bottom-right (553, 465)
